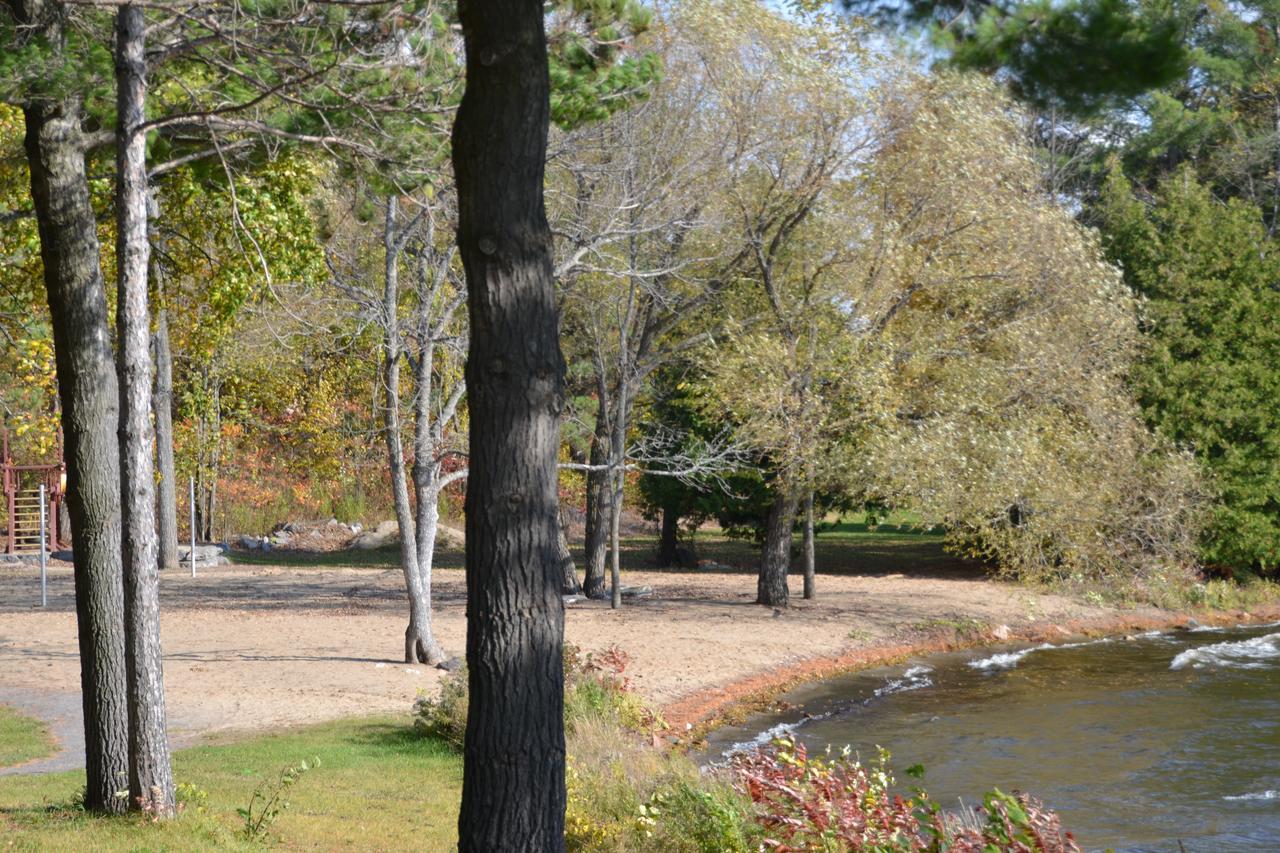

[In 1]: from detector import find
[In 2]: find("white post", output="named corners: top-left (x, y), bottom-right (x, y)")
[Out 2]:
top-left (38, 484), bottom-right (47, 607)
top-left (189, 475), bottom-right (197, 578)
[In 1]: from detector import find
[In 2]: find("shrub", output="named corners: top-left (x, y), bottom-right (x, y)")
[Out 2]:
top-left (412, 644), bottom-right (665, 751)
top-left (238, 756), bottom-right (320, 842)
top-left (412, 667), bottom-right (468, 749)
top-left (732, 736), bottom-right (1080, 853)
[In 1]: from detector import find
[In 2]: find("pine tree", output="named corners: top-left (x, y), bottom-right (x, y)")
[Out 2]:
top-left (1097, 167), bottom-right (1280, 573)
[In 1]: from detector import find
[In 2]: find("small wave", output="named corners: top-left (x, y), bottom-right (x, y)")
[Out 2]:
top-left (1054, 637), bottom-right (1114, 650)
top-left (873, 666), bottom-right (934, 697)
top-left (722, 720), bottom-right (801, 757)
top-left (1223, 790), bottom-right (1279, 801)
top-left (968, 645), bottom-right (1051, 671)
top-left (1170, 632), bottom-right (1280, 671)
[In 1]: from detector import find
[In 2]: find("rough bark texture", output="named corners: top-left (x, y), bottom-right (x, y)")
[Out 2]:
top-left (115, 3), bottom-right (175, 814)
top-left (758, 488), bottom-right (797, 607)
top-left (802, 491), bottom-right (816, 600)
top-left (453, 2), bottom-right (567, 848)
top-left (153, 305), bottom-right (179, 571)
top-left (21, 52), bottom-right (130, 812)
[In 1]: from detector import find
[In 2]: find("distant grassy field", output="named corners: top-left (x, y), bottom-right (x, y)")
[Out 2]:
top-left (0, 717), bottom-right (461, 850)
top-left (227, 511), bottom-right (965, 579)
top-left (0, 705), bottom-right (55, 769)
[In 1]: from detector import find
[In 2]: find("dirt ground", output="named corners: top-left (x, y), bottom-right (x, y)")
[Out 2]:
top-left (0, 556), bottom-right (1166, 771)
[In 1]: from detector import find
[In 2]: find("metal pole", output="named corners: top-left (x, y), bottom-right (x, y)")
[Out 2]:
top-left (189, 475), bottom-right (197, 578)
top-left (39, 484), bottom-right (47, 607)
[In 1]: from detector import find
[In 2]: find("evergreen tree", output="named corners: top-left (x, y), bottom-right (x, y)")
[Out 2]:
top-left (1097, 167), bottom-right (1280, 573)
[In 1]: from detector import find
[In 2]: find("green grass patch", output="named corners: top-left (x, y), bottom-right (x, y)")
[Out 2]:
top-left (618, 513), bottom-right (964, 579)
top-left (227, 544), bottom-right (410, 569)
top-left (224, 512), bottom-right (958, 579)
top-left (0, 716), bottom-right (462, 850)
top-left (0, 705), bottom-right (55, 769)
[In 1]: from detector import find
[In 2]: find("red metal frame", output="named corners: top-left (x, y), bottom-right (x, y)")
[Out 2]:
top-left (2, 428), bottom-right (65, 555)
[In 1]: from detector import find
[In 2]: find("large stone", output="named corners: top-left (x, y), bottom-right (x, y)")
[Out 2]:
top-left (179, 543), bottom-right (228, 567)
top-left (351, 520), bottom-right (400, 550)
top-left (436, 524), bottom-right (465, 548)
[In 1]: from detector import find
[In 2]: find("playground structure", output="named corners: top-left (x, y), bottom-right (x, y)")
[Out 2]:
top-left (1, 428), bottom-right (64, 556)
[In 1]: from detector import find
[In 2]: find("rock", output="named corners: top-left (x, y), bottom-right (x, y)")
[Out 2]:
top-left (351, 520), bottom-right (401, 550)
top-left (991, 624), bottom-right (1012, 640)
top-left (236, 534), bottom-right (262, 550)
top-left (436, 524), bottom-right (465, 548)
top-left (350, 522), bottom-right (363, 534)
top-left (179, 544), bottom-right (228, 567)
top-left (437, 656), bottom-right (464, 673)
top-left (619, 584), bottom-right (653, 599)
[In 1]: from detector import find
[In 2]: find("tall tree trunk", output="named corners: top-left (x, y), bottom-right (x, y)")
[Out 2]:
top-left (802, 490), bottom-right (815, 601)
top-left (454, 2), bottom-right (567, 848)
top-left (410, 260), bottom-right (448, 666)
top-left (606, 382), bottom-right (632, 609)
top-left (609, 468), bottom-right (622, 609)
top-left (581, 405), bottom-right (610, 599)
top-left (22, 91), bottom-right (130, 813)
top-left (558, 512), bottom-right (579, 595)
top-left (152, 294), bottom-right (179, 570)
top-left (380, 200), bottom-right (445, 666)
top-left (658, 505), bottom-right (679, 566)
top-left (758, 487), bottom-right (797, 607)
top-left (115, 3), bottom-right (175, 815)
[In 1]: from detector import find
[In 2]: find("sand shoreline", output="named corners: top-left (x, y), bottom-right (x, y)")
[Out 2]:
top-left (1, 560), bottom-right (1274, 772)
top-left (660, 603), bottom-right (1280, 742)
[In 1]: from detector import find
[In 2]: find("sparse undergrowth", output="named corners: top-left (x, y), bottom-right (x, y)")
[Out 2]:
top-left (0, 717), bottom-right (462, 850)
top-left (413, 644), bottom-right (1079, 852)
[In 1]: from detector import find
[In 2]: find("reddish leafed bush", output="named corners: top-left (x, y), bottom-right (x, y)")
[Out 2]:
top-left (731, 736), bottom-right (1080, 853)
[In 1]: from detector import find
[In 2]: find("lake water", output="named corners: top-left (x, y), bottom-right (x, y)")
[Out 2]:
top-left (705, 623), bottom-right (1280, 851)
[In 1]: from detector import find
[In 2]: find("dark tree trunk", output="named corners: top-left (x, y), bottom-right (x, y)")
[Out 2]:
top-left (115, 3), bottom-right (175, 814)
top-left (802, 490), bottom-right (815, 600)
top-left (581, 407), bottom-right (610, 599)
top-left (758, 487), bottom-right (797, 607)
top-left (22, 92), bottom-right (130, 813)
top-left (153, 301), bottom-right (179, 571)
top-left (658, 506), bottom-right (679, 566)
top-left (453, 2), bottom-right (567, 849)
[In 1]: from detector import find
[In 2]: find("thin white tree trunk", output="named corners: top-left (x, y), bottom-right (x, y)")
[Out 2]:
top-left (115, 2), bottom-right (175, 815)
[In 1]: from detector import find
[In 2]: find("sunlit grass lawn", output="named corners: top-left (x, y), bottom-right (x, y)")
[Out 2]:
top-left (0, 716), bottom-right (462, 851)
top-left (0, 705), bottom-right (55, 769)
